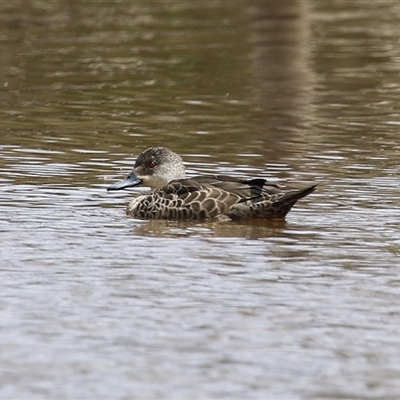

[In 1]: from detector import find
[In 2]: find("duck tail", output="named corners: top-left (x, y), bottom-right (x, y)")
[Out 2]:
top-left (274, 184), bottom-right (317, 218)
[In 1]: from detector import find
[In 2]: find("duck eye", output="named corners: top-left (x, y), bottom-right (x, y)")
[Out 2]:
top-left (148, 161), bottom-right (157, 169)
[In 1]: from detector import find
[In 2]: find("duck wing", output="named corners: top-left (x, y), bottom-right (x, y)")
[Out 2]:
top-left (187, 175), bottom-right (317, 219)
top-left (228, 183), bottom-right (317, 220)
top-left (190, 175), bottom-right (282, 200)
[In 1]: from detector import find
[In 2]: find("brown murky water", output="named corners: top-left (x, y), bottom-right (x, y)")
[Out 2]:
top-left (2, 1), bottom-right (400, 399)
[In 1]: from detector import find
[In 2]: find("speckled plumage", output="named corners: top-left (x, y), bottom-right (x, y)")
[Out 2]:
top-left (107, 147), bottom-right (317, 221)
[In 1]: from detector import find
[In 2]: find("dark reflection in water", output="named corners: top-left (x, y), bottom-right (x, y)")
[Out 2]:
top-left (129, 218), bottom-right (287, 240)
top-left (2, 1), bottom-right (400, 399)
top-left (248, 1), bottom-right (315, 136)
top-left (0, 0), bottom-right (317, 162)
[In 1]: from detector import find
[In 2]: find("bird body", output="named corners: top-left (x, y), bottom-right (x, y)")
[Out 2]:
top-left (107, 147), bottom-right (316, 221)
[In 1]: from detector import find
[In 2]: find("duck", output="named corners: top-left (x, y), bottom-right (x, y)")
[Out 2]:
top-left (107, 147), bottom-right (317, 221)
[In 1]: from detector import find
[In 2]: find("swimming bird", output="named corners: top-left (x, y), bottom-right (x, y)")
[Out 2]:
top-left (107, 147), bottom-right (316, 221)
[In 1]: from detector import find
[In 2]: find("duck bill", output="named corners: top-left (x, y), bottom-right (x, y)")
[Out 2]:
top-left (107, 172), bottom-right (142, 191)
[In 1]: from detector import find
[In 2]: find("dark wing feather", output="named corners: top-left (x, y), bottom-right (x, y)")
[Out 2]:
top-left (189, 175), bottom-right (281, 201)
top-left (189, 175), bottom-right (316, 220)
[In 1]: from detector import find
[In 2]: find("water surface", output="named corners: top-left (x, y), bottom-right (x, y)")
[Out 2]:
top-left (1, 1), bottom-right (400, 399)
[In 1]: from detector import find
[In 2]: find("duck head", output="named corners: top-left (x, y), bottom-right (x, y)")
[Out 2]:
top-left (107, 147), bottom-right (186, 191)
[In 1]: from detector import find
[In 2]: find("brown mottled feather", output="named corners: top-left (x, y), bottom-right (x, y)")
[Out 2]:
top-left (126, 175), bottom-right (316, 221)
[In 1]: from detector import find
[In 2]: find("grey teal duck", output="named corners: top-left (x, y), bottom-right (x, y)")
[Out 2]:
top-left (107, 147), bottom-right (317, 221)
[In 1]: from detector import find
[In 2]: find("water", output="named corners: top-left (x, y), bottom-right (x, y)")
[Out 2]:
top-left (1, 1), bottom-right (400, 399)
